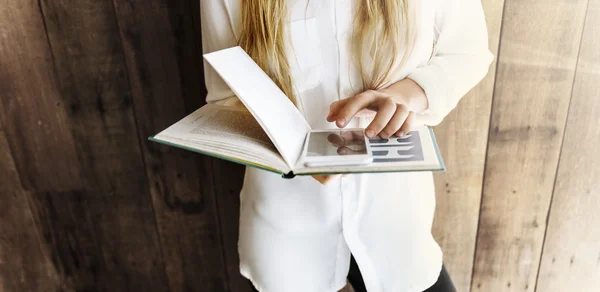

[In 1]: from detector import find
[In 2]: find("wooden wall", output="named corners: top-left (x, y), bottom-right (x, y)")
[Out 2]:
top-left (0, 0), bottom-right (598, 291)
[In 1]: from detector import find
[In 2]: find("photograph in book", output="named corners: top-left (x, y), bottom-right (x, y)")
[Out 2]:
top-left (292, 126), bottom-right (443, 175)
top-left (370, 131), bottom-right (424, 163)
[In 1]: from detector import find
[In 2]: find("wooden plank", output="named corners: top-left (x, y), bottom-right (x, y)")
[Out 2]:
top-left (0, 0), bottom-right (83, 192)
top-left (211, 159), bottom-right (255, 292)
top-left (193, 0), bottom-right (251, 289)
top-left (112, 0), bottom-right (229, 290)
top-left (195, 0), bottom-right (251, 288)
top-left (430, 0), bottom-right (505, 290)
top-left (536, 1), bottom-right (600, 290)
top-left (25, 189), bottom-right (166, 291)
top-left (0, 129), bottom-right (61, 291)
top-left (33, 0), bottom-right (170, 290)
top-left (471, 1), bottom-right (589, 291)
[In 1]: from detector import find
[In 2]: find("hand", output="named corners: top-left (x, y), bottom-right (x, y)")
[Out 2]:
top-left (327, 89), bottom-right (414, 138)
top-left (312, 175), bottom-right (341, 184)
top-left (326, 79), bottom-right (428, 138)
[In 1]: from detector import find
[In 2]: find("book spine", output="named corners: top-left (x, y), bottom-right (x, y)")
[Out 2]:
top-left (282, 171), bottom-right (296, 179)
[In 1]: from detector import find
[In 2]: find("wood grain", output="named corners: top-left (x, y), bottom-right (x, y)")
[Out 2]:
top-left (195, 0), bottom-right (252, 289)
top-left (34, 0), bottom-right (170, 290)
top-left (112, 0), bottom-right (229, 290)
top-left (211, 159), bottom-right (255, 292)
top-left (0, 0), bottom-right (83, 192)
top-left (430, 0), bottom-right (505, 290)
top-left (536, 0), bottom-right (600, 290)
top-left (1, 1), bottom-right (599, 291)
top-left (471, 1), bottom-right (589, 291)
top-left (0, 130), bottom-right (60, 291)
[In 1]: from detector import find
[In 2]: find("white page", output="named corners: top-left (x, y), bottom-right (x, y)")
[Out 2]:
top-left (154, 104), bottom-right (290, 173)
top-left (204, 47), bottom-right (311, 168)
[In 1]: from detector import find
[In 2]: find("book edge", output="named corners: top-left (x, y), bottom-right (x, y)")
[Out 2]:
top-left (148, 136), bottom-right (287, 176)
top-left (291, 166), bottom-right (445, 176)
top-left (429, 127), bottom-right (447, 172)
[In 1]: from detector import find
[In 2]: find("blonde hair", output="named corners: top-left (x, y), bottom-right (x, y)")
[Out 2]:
top-left (238, 0), bottom-right (417, 103)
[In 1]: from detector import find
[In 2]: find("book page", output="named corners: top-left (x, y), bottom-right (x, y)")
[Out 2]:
top-left (154, 104), bottom-right (290, 173)
top-left (204, 47), bottom-right (311, 168)
top-left (293, 126), bottom-right (443, 175)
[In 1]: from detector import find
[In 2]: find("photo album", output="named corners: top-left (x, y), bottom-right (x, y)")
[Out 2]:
top-left (149, 47), bottom-right (445, 178)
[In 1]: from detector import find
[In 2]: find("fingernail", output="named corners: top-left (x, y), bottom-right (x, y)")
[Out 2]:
top-left (398, 131), bottom-right (405, 137)
top-left (366, 129), bottom-right (375, 138)
top-left (337, 118), bottom-right (346, 127)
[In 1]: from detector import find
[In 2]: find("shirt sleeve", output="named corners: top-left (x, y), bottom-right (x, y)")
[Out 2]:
top-left (408, 0), bottom-right (494, 126)
top-left (200, 0), bottom-right (239, 104)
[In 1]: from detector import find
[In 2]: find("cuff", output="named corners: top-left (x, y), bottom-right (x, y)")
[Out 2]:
top-left (407, 65), bottom-right (448, 126)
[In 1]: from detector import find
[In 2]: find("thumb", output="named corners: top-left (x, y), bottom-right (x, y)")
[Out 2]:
top-left (327, 99), bottom-right (349, 122)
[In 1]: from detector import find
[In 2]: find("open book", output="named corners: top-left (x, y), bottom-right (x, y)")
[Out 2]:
top-left (149, 47), bottom-right (445, 178)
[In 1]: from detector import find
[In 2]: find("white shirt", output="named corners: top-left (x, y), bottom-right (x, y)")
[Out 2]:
top-left (200, 0), bottom-right (493, 291)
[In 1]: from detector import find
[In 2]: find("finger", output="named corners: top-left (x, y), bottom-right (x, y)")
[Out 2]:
top-left (340, 130), bottom-right (355, 142)
top-left (312, 175), bottom-right (340, 185)
top-left (365, 98), bottom-right (396, 138)
top-left (352, 130), bottom-right (366, 142)
top-left (355, 108), bottom-right (377, 118)
top-left (380, 104), bottom-right (410, 139)
top-left (339, 130), bottom-right (366, 146)
top-left (321, 174), bottom-right (341, 184)
top-left (337, 146), bottom-right (351, 155)
top-left (335, 90), bottom-right (378, 127)
top-left (327, 133), bottom-right (345, 147)
top-left (327, 99), bottom-right (350, 122)
top-left (337, 145), bottom-right (366, 155)
top-left (328, 131), bottom-right (364, 147)
top-left (312, 175), bottom-right (326, 184)
top-left (396, 111), bottom-right (416, 137)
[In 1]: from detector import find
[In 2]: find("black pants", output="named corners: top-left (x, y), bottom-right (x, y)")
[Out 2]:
top-left (250, 256), bottom-right (456, 291)
top-left (347, 256), bottom-right (456, 292)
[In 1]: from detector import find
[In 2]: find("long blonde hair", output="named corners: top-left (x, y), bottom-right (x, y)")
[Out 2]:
top-left (238, 0), bottom-right (417, 103)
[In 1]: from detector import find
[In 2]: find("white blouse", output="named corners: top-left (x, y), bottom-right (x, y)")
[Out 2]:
top-left (200, 0), bottom-right (493, 291)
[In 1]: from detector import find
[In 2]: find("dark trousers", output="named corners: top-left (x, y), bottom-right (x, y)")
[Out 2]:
top-left (347, 256), bottom-right (456, 292)
top-left (250, 256), bottom-right (457, 291)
